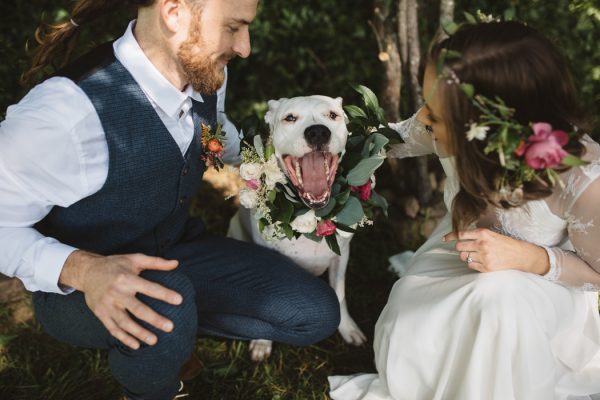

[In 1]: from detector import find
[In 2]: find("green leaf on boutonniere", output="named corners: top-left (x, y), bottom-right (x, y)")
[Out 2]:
top-left (267, 189), bottom-right (277, 202)
top-left (325, 235), bottom-right (341, 256)
top-left (335, 196), bottom-right (364, 226)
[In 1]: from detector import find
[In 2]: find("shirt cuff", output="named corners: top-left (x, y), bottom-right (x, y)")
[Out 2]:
top-left (29, 239), bottom-right (77, 294)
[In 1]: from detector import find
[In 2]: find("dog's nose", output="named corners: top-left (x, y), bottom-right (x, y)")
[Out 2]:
top-left (304, 125), bottom-right (331, 147)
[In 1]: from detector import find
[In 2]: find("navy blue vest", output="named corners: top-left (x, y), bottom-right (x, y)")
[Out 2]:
top-left (37, 43), bottom-right (216, 256)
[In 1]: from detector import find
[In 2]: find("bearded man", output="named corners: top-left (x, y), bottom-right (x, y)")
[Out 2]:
top-left (0, 1), bottom-right (340, 399)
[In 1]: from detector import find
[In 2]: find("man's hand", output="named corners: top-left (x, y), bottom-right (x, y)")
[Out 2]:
top-left (443, 228), bottom-right (550, 275)
top-left (59, 250), bottom-right (182, 350)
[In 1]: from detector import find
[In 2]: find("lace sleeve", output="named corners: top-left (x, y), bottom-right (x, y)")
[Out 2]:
top-left (386, 112), bottom-right (435, 159)
top-left (543, 177), bottom-right (600, 291)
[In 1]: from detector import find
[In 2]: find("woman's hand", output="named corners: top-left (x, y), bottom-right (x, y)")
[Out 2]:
top-left (443, 228), bottom-right (550, 275)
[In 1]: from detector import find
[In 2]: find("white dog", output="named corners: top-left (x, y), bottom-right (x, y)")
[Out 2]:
top-left (229, 95), bottom-right (367, 361)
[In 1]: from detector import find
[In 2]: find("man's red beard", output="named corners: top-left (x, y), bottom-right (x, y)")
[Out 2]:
top-left (177, 20), bottom-right (228, 95)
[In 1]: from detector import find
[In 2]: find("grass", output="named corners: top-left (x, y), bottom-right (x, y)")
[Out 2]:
top-left (0, 164), bottom-right (430, 400)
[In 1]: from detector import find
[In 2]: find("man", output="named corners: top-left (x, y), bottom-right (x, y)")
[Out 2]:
top-left (0, 1), bottom-right (340, 399)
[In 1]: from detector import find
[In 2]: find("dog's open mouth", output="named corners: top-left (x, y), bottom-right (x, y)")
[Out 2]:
top-left (283, 151), bottom-right (339, 209)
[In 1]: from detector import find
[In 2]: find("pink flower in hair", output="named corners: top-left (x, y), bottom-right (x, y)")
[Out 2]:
top-left (515, 122), bottom-right (569, 169)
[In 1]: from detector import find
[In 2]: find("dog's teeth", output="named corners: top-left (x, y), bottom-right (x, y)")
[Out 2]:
top-left (294, 160), bottom-right (303, 186)
top-left (324, 158), bottom-right (330, 177)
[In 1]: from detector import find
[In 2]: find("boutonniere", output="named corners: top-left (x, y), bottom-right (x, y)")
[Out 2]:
top-left (200, 123), bottom-right (226, 171)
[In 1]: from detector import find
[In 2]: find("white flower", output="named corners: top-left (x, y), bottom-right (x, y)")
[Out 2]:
top-left (261, 223), bottom-right (286, 241)
top-left (263, 155), bottom-right (287, 189)
top-left (239, 162), bottom-right (263, 181)
top-left (466, 123), bottom-right (489, 141)
top-left (239, 189), bottom-right (259, 209)
top-left (290, 210), bottom-right (318, 233)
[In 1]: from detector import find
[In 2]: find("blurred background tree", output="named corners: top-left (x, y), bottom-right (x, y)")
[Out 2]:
top-left (1, 0), bottom-right (598, 203)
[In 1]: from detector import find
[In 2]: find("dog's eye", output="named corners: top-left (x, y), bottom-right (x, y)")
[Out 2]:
top-left (284, 114), bottom-right (297, 122)
top-left (329, 111), bottom-right (339, 120)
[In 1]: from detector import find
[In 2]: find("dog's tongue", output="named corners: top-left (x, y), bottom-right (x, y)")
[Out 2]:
top-left (301, 152), bottom-right (328, 196)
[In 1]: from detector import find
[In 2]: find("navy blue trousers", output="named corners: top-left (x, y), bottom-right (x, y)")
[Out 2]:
top-left (32, 236), bottom-right (340, 400)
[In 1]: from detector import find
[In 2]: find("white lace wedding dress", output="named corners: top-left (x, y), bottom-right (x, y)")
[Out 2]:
top-left (329, 116), bottom-right (600, 400)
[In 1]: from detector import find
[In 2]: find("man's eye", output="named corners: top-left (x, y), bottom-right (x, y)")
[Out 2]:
top-left (284, 114), bottom-right (297, 122)
top-left (329, 111), bottom-right (339, 120)
top-left (227, 25), bottom-right (240, 33)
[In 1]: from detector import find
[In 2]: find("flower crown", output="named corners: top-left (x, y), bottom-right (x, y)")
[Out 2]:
top-left (236, 86), bottom-right (399, 254)
top-left (436, 14), bottom-right (587, 204)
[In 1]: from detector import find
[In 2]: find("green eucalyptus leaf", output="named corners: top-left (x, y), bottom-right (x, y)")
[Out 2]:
top-left (334, 190), bottom-right (350, 205)
top-left (335, 196), bottom-right (364, 226)
top-left (368, 191), bottom-right (389, 215)
top-left (315, 197), bottom-right (337, 217)
top-left (346, 156), bottom-right (385, 186)
top-left (369, 133), bottom-right (390, 156)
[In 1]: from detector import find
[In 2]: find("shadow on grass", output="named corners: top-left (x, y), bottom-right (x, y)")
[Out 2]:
top-left (1, 173), bottom-right (422, 399)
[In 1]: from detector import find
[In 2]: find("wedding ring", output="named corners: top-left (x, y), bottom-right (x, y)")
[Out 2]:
top-left (466, 252), bottom-right (473, 264)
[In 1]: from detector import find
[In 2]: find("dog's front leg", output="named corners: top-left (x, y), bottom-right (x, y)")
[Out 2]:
top-left (249, 339), bottom-right (272, 362)
top-left (328, 241), bottom-right (367, 346)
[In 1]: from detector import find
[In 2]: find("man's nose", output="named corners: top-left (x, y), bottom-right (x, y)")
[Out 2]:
top-left (233, 28), bottom-right (251, 58)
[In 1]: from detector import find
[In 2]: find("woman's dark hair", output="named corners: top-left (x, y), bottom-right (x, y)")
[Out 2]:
top-left (21, 0), bottom-right (155, 86)
top-left (428, 21), bottom-right (591, 232)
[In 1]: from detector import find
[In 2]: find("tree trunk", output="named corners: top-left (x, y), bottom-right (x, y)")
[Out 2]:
top-left (406, 0), bottom-right (432, 205)
top-left (371, 0), bottom-right (402, 121)
top-left (439, 0), bottom-right (456, 24)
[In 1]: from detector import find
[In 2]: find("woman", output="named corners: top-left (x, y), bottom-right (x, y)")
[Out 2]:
top-left (330, 21), bottom-right (600, 399)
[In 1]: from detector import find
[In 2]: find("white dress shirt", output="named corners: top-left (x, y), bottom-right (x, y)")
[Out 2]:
top-left (0, 21), bottom-right (241, 294)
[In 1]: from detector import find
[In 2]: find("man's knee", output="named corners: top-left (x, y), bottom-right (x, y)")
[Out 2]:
top-left (137, 270), bottom-right (198, 358)
top-left (282, 280), bottom-right (341, 346)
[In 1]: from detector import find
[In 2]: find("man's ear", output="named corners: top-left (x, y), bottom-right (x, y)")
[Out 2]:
top-left (158, 0), bottom-right (186, 33)
top-left (264, 98), bottom-right (286, 129)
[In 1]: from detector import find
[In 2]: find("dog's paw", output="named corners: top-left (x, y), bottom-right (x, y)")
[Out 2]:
top-left (338, 318), bottom-right (367, 346)
top-left (249, 339), bottom-right (273, 362)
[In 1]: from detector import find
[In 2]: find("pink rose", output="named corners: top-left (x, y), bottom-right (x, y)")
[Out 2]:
top-left (316, 220), bottom-right (336, 237)
top-left (515, 122), bottom-right (569, 169)
top-left (245, 179), bottom-right (261, 190)
top-left (350, 182), bottom-right (372, 201)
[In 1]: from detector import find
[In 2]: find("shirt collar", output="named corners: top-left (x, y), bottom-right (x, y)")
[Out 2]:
top-left (113, 20), bottom-right (204, 119)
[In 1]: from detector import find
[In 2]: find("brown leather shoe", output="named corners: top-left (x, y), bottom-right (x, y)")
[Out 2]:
top-left (179, 353), bottom-right (203, 381)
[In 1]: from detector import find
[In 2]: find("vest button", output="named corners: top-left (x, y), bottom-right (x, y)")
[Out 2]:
top-left (179, 196), bottom-right (187, 205)
top-left (182, 166), bottom-right (189, 176)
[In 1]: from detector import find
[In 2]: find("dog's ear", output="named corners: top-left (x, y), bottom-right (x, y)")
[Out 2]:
top-left (334, 97), bottom-right (350, 124)
top-left (264, 98), bottom-right (285, 128)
